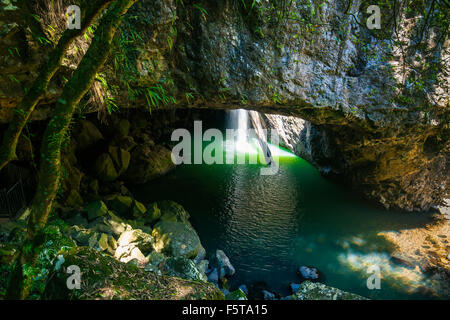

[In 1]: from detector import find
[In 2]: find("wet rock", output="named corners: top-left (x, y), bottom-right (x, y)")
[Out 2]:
top-left (298, 266), bottom-right (320, 281)
top-left (197, 260), bottom-right (209, 275)
top-left (238, 284), bottom-right (248, 295)
top-left (210, 249), bottom-right (235, 279)
top-left (262, 290), bottom-right (276, 300)
top-left (152, 221), bottom-right (202, 258)
top-left (160, 257), bottom-right (207, 281)
top-left (226, 289), bottom-right (248, 300)
top-left (290, 283), bottom-right (301, 293)
top-left (207, 268), bottom-right (219, 284)
top-left (294, 281), bottom-right (368, 300)
top-left (193, 246), bottom-right (206, 265)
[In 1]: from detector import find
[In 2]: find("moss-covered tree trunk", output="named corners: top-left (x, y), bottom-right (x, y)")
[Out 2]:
top-left (0, 0), bottom-right (113, 171)
top-left (6, 0), bottom-right (138, 299)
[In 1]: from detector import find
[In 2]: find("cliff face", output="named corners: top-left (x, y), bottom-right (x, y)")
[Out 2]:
top-left (0, 0), bottom-right (448, 211)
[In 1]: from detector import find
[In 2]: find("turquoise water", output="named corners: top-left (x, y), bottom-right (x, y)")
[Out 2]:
top-left (135, 136), bottom-right (441, 300)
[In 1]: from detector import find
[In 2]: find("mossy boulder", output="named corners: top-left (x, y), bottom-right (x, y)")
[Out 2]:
top-left (117, 229), bottom-right (154, 255)
top-left (152, 221), bottom-right (202, 258)
top-left (87, 211), bottom-right (131, 237)
top-left (141, 202), bottom-right (161, 225)
top-left (44, 247), bottom-right (224, 300)
top-left (69, 226), bottom-right (99, 247)
top-left (108, 146), bottom-right (131, 177)
top-left (104, 195), bottom-right (133, 216)
top-left (117, 119), bottom-right (130, 137)
top-left (160, 257), bottom-right (207, 281)
top-left (75, 120), bottom-right (103, 150)
top-left (124, 144), bottom-right (175, 184)
top-left (158, 200), bottom-right (190, 225)
top-left (144, 251), bottom-right (167, 273)
top-left (83, 200), bottom-right (108, 221)
top-left (94, 153), bottom-right (119, 182)
top-left (104, 195), bottom-right (145, 220)
top-left (293, 281), bottom-right (368, 300)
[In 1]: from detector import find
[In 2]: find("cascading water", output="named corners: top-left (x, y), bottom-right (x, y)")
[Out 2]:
top-left (227, 109), bottom-right (289, 165)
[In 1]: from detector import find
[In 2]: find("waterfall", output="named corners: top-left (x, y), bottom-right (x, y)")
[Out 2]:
top-left (233, 109), bottom-right (249, 146)
top-left (227, 109), bottom-right (273, 165)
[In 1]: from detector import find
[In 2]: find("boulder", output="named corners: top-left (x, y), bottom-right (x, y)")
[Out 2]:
top-left (132, 200), bottom-right (147, 218)
top-left (117, 229), bottom-right (154, 255)
top-left (210, 249), bottom-right (235, 279)
top-left (107, 146), bottom-right (131, 177)
top-left (226, 289), bottom-right (248, 300)
top-left (66, 212), bottom-right (88, 227)
top-left (124, 144), bottom-right (175, 184)
top-left (152, 221), bottom-right (202, 258)
top-left (193, 246), bottom-right (206, 265)
top-left (197, 260), bottom-right (209, 275)
top-left (118, 119), bottom-right (130, 137)
top-left (143, 202), bottom-right (162, 225)
top-left (298, 266), bottom-right (320, 281)
top-left (114, 244), bottom-right (147, 264)
top-left (144, 251), bottom-right (166, 273)
top-left (262, 290), bottom-right (276, 300)
top-left (238, 284), bottom-right (248, 295)
top-left (69, 226), bottom-right (98, 247)
top-left (207, 268), bottom-right (219, 284)
top-left (294, 281), bottom-right (368, 300)
top-left (158, 200), bottom-right (190, 224)
top-left (94, 153), bottom-right (119, 182)
top-left (83, 200), bottom-right (108, 221)
top-left (290, 282), bottom-right (301, 293)
top-left (159, 257), bottom-right (207, 281)
top-left (97, 233), bottom-right (110, 252)
top-left (104, 195), bottom-right (134, 217)
top-left (76, 120), bottom-right (103, 150)
top-left (87, 211), bottom-right (131, 237)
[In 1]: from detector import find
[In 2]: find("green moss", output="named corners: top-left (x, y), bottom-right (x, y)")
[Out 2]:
top-left (44, 247), bottom-right (224, 300)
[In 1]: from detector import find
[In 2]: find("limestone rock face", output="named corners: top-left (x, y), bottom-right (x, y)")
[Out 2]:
top-left (0, 1), bottom-right (448, 211)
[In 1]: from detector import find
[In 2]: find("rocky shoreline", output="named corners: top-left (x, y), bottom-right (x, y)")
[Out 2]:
top-left (0, 193), bottom-right (368, 300)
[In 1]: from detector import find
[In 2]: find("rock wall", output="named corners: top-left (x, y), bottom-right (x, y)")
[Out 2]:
top-left (0, 0), bottom-right (448, 211)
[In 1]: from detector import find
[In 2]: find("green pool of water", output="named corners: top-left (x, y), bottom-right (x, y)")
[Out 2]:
top-left (135, 136), bottom-right (440, 300)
